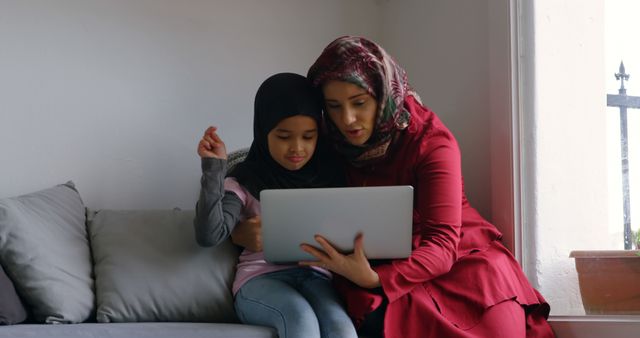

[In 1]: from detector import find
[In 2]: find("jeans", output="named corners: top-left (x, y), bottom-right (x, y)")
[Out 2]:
top-left (234, 268), bottom-right (358, 338)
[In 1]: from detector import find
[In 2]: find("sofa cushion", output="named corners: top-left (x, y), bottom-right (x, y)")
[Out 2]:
top-left (88, 209), bottom-right (240, 323)
top-left (0, 181), bottom-right (94, 323)
top-left (0, 264), bottom-right (27, 325)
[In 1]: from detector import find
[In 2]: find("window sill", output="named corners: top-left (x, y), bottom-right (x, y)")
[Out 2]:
top-left (549, 315), bottom-right (640, 338)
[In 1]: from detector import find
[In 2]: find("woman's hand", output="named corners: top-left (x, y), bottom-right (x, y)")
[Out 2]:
top-left (198, 126), bottom-right (227, 159)
top-left (299, 233), bottom-right (381, 289)
top-left (230, 216), bottom-right (263, 252)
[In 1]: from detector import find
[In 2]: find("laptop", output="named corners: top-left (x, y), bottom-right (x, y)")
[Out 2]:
top-left (260, 185), bottom-right (413, 263)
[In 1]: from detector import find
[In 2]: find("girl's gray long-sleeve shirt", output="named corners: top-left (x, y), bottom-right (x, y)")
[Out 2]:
top-left (194, 157), bottom-right (244, 247)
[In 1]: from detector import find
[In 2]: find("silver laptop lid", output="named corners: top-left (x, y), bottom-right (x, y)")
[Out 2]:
top-left (260, 185), bottom-right (413, 263)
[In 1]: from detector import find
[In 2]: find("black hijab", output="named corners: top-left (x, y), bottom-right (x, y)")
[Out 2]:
top-left (227, 73), bottom-right (344, 200)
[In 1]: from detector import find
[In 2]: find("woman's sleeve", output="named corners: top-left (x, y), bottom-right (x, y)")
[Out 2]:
top-left (374, 133), bottom-right (463, 302)
top-left (194, 157), bottom-right (244, 247)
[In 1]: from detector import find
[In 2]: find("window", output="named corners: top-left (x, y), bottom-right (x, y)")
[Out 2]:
top-left (515, 0), bottom-right (640, 326)
top-left (605, 1), bottom-right (640, 252)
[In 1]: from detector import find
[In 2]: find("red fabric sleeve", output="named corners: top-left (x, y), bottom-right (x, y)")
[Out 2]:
top-left (375, 132), bottom-right (463, 303)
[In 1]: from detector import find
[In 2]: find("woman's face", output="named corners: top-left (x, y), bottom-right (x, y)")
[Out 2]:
top-left (267, 115), bottom-right (318, 171)
top-left (322, 80), bottom-right (377, 146)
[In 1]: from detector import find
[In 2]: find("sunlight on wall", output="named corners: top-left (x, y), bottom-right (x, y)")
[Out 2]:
top-left (530, 0), bottom-right (607, 315)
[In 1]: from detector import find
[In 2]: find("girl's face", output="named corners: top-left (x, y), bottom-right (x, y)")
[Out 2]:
top-left (322, 80), bottom-right (377, 146)
top-left (267, 115), bottom-right (318, 171)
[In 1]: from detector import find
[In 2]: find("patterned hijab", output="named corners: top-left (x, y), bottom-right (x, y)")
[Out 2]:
top-left (227, 73), bottom-right (344, 200)
top-left (307, 36), bottom-right (420, 167)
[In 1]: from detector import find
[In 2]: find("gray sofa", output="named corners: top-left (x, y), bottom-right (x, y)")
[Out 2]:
top-left (0, 180), bottom-right (276, 338)
top-left (0, 147), bottom-right (282, 337)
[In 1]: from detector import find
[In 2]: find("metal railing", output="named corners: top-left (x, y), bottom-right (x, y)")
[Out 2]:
top-left (607, 61), bottom-right (640, 249)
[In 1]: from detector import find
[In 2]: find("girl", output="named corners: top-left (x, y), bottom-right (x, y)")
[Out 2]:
top-left (194, 72), bottom-right (357, 338)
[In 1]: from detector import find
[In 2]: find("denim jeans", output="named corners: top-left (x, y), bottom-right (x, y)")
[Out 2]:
top-left (234, 268), bottom-right (358, 338)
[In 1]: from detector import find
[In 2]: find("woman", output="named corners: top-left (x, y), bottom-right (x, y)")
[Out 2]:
top-left (233, 37), bottom-right (554, 337)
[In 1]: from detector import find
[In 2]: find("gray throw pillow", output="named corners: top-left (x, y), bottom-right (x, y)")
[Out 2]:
top-left (227, 147), bottom-right (249, 171)
top-left (88, 209), bottom-right (239, 323)
top-left (0, 264), bottom-right (28, 325)
top-left (0, 182), bottom-right (94, 323)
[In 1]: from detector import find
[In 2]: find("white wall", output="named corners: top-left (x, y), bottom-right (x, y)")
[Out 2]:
top-left (0, 0), bottom-right (499, 229)
top-left (522, 0), bottom-right (608, 315)
top-left (0, 0), bottom-right (381, 209)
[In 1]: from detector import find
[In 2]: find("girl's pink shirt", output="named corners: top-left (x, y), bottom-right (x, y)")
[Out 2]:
top-left (224, 177), bottom-right (329, 295)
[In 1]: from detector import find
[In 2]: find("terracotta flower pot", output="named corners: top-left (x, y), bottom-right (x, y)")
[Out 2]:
top-left (570, 250), bottom-right (640, 315)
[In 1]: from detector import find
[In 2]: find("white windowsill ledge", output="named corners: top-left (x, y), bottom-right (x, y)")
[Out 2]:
top-left (549, 315), bottom-right (640, 338)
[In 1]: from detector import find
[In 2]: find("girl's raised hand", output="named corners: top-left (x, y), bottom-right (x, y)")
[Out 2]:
top-left (299, 233), bottom-right (381, 289)
top-left (198, 126), bottom-right (227, 159)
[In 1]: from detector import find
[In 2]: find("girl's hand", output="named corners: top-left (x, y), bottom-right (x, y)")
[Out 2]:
top-left (198, 126), bottom-right (227, 159)
top-left (231, 216), bottom-right (263, 252)
top-left (299, 233), bottom-right (381, 289)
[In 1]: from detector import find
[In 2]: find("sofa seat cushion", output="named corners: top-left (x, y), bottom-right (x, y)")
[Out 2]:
top-left (0, 323), bottom-right (276, 338)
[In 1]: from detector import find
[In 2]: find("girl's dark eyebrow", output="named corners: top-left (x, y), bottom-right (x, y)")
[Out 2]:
top-left (274, 128), bottom-right (318, 133)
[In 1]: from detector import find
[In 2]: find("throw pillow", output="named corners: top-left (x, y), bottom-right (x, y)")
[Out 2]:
top-left (0, 181), bottom-right (94, 323)
top-left (227, 147), bottom-right (249, 171)
top-left (88, 209), bottom-right (239, 323)
top-left (0, 264), bottom-right (28, 325)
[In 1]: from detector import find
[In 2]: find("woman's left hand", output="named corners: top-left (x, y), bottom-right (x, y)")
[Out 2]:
top-left (299, 233), bottom-right (381, 289)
